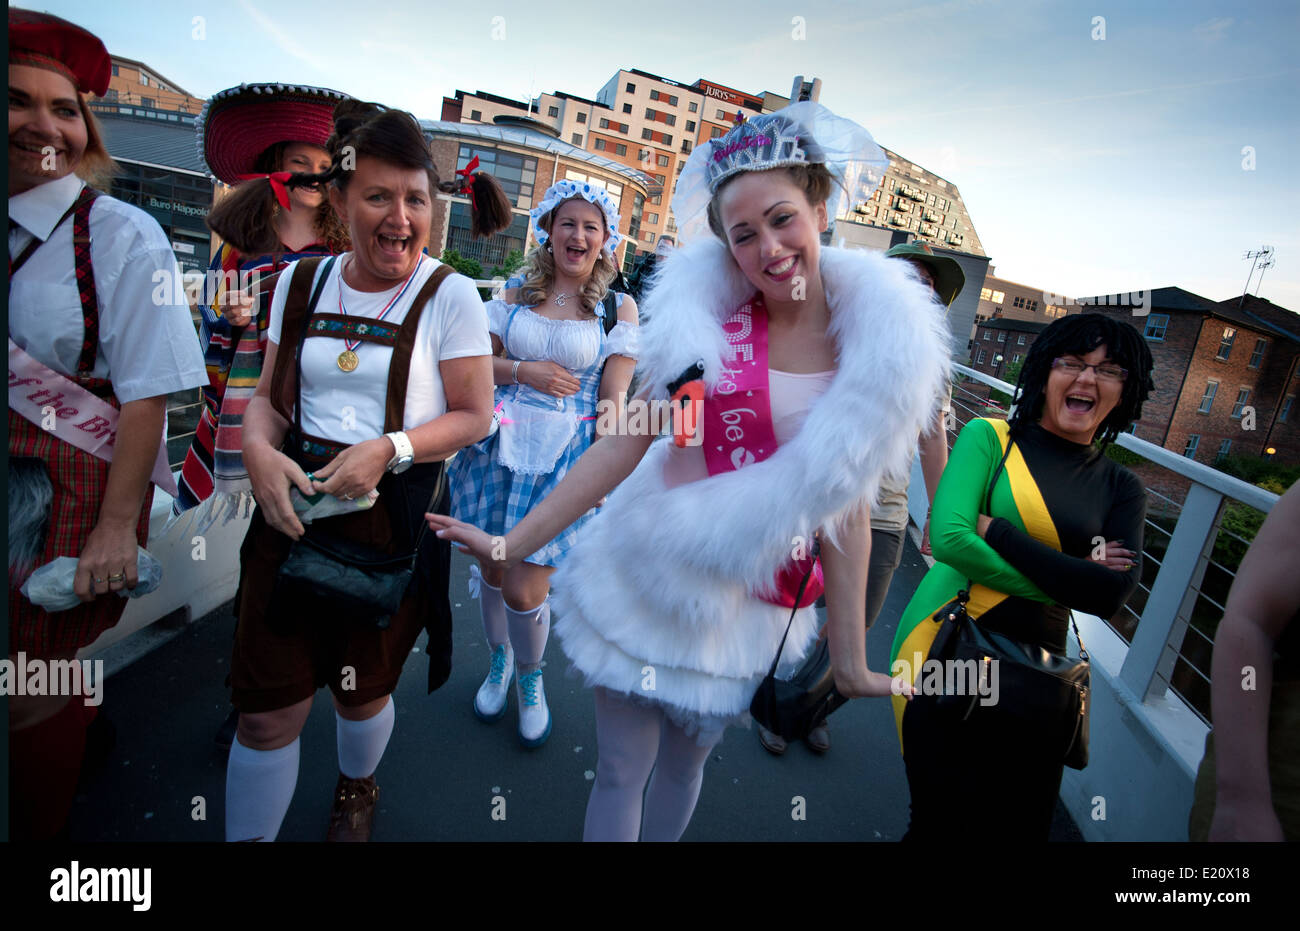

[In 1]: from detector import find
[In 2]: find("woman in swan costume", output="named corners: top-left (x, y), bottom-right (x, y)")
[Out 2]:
top-left (430, 102), bottom-right (951, 841)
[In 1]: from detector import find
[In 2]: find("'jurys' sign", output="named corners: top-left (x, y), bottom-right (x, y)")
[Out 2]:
top-left (695, 80), bottom-right (763, 112)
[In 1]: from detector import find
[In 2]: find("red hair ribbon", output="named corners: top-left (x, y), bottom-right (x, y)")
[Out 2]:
top-left (456, 156), bottom-right (480, 212)
top-left (237, 171), bottom-right (293, 211)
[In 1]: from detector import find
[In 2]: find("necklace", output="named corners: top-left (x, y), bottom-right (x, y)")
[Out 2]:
top-left (335, 256), bottom-right (423, 372)
top-left (552, 291), bottom-right (571, 307)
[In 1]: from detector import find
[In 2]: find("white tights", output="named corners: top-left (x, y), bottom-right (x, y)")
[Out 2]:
top-left (583, 687), bottom-right (720, 842)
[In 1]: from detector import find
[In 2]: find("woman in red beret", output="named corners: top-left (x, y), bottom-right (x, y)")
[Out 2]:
top-left (7, 8), bottom-right (208, 839)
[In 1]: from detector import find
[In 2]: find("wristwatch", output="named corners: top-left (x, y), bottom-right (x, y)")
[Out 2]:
top-left (383, 431), bottom-right (414, 474)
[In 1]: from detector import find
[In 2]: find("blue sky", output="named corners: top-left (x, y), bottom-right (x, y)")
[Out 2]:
top-left (31, 0), bottom-right (1300, 311)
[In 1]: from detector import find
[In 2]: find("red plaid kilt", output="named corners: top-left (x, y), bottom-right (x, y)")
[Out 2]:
top-left (8, 403), bottom-right (154, 657)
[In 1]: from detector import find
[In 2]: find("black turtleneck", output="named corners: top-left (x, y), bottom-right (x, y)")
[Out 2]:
top-left (982, 422), bottom-right (1147, 624)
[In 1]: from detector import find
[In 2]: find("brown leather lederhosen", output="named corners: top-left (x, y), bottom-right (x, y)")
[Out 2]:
top-left (8, 187), bottom-right (156, 656)
top-left (230, 257), bottom-right (458, 712)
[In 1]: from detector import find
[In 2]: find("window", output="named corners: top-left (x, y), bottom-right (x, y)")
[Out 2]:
top-left (614, 143), bottom-right (627, 156)
top-left (649, 195), bottom-right (661, 205)
top-left (622, 103), bottom-right (632, 114)
top-left (571, 134), bottom-right (582, 145)
top-left (1216, 439), bottom-right (1233, 462)
top-left (982, 330), bottom-right (991, 341)
top-left (1029, 300), bottom-right (1038, 312)
top-left (681, 140), bottom-right (692, 153)
top-left (1249, 338), bottom-right (1267, 368)
top-left (1144, 313), bottom-right (1169, 341)
top-left (1217, 326), bottom-right (1236, 360)
top-left (975, 349), bottom-right (986, 364)
top-left (653, 173), bottom-right (666, 185)
top-left (141, 96), bottom-right (155, 108)
top-left (980, 287), bottom-right (993, 301)
top-left (656, 154), bottom-right (669, 167)
top-left (1013, 296), bottom-right (1025, 308)
top-left (626, 82), bottom-right (636, 93)
top-left (664, 114), bottom-right (676, 127)
top-left (646, 107), bottom-right (655, 119)
top-left (1013, 353), bottom-right (1023, 364)
top-left (103, 88), bottom-right (118, 102)
top-left (1017, 334), bottom-right (1026, 345)
top-left (1230, 387), bottom-right (1251, 419)
top-left (140, 72), bottom-right (149, 86)
top-left (710, 126), bottom-right (724, 138)
top-left (1198, 381), bottom-right (1218, 414)
top-left (663, 134), bottom-right (672, 146)
top-left (686, 120), bottom-right (696, 132)
top-left (470, 109), bottom-right (482, 121)
top-left (997, 332), bottom-right (1006, 343)
top-left (991, 290), bottom-right (1005, 304)
top-left (594, 138), bottom-right (606, 151)
top-left (646, 213), bottom-right (659, 224)
top-left (576, 112), bottom-right (587, 124)
top-left (548, 105), bottom-right (559, 117)
top-left (455, 145), bottom-right (537, 208)
top-left (1183, 434), bottom-right (1200, 459)
top-left (716, 109), bottom-right (726, 119)
top-left (1281, 395), bottom-right (1294, 423)
top-left (642, 128), bottom-right (653, 140)
top-left (689, 102), bottom-right (698, 112)
top-left (643, 231), bottom-right (655, 243)
top-left (111, 64), bottom-right (119, 76)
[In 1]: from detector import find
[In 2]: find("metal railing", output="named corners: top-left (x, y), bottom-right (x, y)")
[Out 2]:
top-left (949, 363), bottom-right (1279, 723)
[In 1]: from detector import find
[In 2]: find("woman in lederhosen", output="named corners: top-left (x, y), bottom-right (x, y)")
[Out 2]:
top-left (7, 9), bottom-right (208, 839)
top-left (225, 101), bottom-right (511, 842)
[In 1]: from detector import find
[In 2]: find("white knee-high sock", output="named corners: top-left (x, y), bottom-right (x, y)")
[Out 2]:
top-left (471, 564), bottom-right (509, 647)
top-left (225, 737), bottom-right (300, 842)
top-left (505, 599), bottom-right (550, 668)
top-left (336, 698), bottom-right (395, 780)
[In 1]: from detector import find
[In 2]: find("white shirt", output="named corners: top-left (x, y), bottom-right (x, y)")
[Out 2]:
top-left (8, 173), bottom-right (208, 403)
top-left (268, 254), bottom-right (492, 442)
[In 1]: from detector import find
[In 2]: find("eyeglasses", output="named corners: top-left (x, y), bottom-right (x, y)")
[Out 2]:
top-left (1051, 357), bottom-right (1128, 382)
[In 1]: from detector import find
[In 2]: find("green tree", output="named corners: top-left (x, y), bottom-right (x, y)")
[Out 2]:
top-left (440, 248), bottom-right (483, 280)
top-left (490, 249), bottom-right (525, 281)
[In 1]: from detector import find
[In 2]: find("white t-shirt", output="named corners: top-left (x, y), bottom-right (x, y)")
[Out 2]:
top-left (8, 173), bottom-right (208, 403)
top-left (267, 254), bottom-right (491, 442)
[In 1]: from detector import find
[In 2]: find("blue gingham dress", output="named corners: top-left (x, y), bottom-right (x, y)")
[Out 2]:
top-left (449, 281), bottom-right (638, 567)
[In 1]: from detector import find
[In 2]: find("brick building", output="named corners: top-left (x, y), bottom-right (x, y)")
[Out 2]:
top-left (102, 56), bottom-right (204, 114)
top-left (1068, 290), bottom-right (1300, 465)
top-left (969, 319), bottom-right (1045, 380)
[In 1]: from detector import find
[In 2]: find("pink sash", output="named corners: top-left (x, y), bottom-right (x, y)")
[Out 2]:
top-left (702, 296), bottom-right (824, 608)
top-left (8, 339), bottom-right (177, 495)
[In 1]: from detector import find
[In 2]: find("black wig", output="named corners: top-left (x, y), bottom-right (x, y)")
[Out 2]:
top-left (1008, 312), bottom-right (1155, 450)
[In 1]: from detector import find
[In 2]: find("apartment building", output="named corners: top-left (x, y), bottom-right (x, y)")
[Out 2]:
top-left (102, 56), bottom-right (204, 114)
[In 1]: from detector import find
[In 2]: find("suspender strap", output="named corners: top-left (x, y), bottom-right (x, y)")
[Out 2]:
top-left (383, 264), bottom-right (452, 433)
top-left (71, 188), bottom-right (101, 375)
top-left (270, 257), bottom-right (329, 422)
top-left (8, 187), bottom-right (101, 374)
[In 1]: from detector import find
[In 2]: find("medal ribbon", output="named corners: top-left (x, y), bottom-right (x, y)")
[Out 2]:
top-left (337, 256), bottom-right (424, 352)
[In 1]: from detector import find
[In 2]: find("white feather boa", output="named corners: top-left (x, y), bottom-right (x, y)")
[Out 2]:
top-left (550, 237), bottom-right (951, 715)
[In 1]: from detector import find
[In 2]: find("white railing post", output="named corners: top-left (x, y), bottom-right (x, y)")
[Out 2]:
top-left (1120, 482), bottom-right (1225, 702)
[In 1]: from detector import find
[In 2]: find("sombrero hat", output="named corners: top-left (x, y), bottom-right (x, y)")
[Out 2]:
top-left (884, 241), bottom-right (966, 307)
top-left (197, 83), bottom-right (351, 185)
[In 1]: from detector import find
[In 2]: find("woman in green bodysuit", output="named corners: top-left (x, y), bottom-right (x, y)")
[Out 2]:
top-left (890, 312), bottom-right (1154, 840)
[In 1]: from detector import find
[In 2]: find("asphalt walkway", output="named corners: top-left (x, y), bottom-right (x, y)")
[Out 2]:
top-left (69, 534), bottom-right (1082, 842)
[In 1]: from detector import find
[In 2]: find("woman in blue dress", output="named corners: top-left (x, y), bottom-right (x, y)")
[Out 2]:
top-left (449, 180), bottom-right (639, 747)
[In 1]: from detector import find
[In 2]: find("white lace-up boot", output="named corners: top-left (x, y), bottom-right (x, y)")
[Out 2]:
top-left (515, 666), bottom-right (551, 747)
top-left (474, 642), bottom-right (514, 722)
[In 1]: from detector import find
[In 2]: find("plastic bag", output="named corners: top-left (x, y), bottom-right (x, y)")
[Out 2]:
top-left (20, 546), bottom-right (164, 612)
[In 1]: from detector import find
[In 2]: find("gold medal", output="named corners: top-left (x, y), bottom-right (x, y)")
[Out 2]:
top-left (337, 349), bottom-right (359, 372)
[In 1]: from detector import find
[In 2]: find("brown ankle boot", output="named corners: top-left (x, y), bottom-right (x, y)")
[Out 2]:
top-left (326, 774), bottom-right (378, 842)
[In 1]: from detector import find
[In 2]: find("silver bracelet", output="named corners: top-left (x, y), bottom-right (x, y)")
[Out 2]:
top-left (512, 360), bottom-right (522, 384)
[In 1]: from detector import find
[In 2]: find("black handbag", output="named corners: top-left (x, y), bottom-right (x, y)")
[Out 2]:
top-left (270, 255), bottom-right (443, 628)
top-left (923, 436), bottom-right (1091, 770)
top-left (749, 541), bottom-right (850, 741)
top-left (274, 468), bottom-right (444, 629)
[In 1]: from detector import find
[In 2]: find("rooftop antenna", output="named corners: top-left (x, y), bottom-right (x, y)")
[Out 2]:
top-left (1254, 251), bottom-right (1276, 297)
top-left (1240, 245), bottom-right (1272, 309)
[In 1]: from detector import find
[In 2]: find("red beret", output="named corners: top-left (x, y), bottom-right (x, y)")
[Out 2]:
top-left (8, 8), bottom-right (112, 98)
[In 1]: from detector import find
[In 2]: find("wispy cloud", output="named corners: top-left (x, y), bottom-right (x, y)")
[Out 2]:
top-left (1193, 17), bottom-right (1235, 41)
top-left (235, 0), bottom-right (331, 72)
